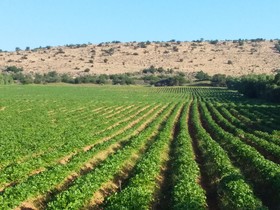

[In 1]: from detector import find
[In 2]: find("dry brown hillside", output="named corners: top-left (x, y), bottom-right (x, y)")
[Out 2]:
top-left (0, 40), bottom-right (279, 76)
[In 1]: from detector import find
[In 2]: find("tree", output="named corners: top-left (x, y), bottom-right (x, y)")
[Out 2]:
top-left (0, 74), bottom-right (14, 84)
top-left (34, 73), bottom-right (44, 84)
top-left (45, 71), bottom-right (61, 83)
top-left (155, 75), bottom-right (186, 86)
top-left (142, 75), bottom-right (160, 85)
top-left (195, 70), bottom-right (211, 81)
top-left (111, 74), bottom-right (135, 85)
top-left (211, 74), bottom-right (227, 87)
top-left (19, 74), bottom-right (33, 84)
top-left (60, 73), bottom-right (73, 83)
top-left (275, 43), bottom-right (280, 53)
top-left (274, 73), bottom-right (280, 85)
top-left (96, 74), bottom-right (109, 84)
top-left (209, 40), bottom-right (218, 45)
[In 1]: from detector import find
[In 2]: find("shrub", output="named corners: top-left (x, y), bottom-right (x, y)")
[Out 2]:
top-left (111, 74), bottom-right (135, 85)
top-left (228, 60), bottom-right (233, 65)
top-left (138, 42), bottom-right (147, 48)
top-left (57, 48), bottom-right (65, 54)
top-left (5, 66), bottom-right (23, 73)
top-left (0, 73), bottom-right (14, 84)
top-left (103, 48), bottom-right (114, 56)
top-left (155, 75), bottom-right (186, 86)
top-left (44, 71), bottom-right (61, 83)
top-left (275, 43), bottom-right (280, 53)
top-left (195, 70), bottom-right (211, 81)
top-left (173, 46), bottom-right (179, 52)
top-left (238, 39), bottom-right (244, 46)
top-left (209, 40), bottom-right (218, 45)
top-left (34, 73), bottom-right (44, 84)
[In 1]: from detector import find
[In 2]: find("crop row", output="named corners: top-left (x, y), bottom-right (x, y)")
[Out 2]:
top-left (103, 103), bottom-right (183, 209)
top-left (0, 103), bottom-right (174, 209)
top-left (190, 100), bottom-right (264, 209)
top-left (199, 101), bottom-right (280, 208)
top-left (46, 103), bottom-right (180, 209)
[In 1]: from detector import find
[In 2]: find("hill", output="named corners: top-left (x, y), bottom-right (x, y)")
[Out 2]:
top-left (0, 39), bottom-right (280, 76)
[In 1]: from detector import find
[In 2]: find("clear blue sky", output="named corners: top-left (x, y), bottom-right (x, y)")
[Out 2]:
top-left (0, 0), bottom-right (279, 51)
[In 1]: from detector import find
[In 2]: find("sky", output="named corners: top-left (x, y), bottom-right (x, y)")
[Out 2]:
top-left (0, 0), bottom-right (279, 51)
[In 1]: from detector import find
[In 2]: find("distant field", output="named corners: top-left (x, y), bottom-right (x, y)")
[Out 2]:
top-left (0, 85), bottom-right (279, 209)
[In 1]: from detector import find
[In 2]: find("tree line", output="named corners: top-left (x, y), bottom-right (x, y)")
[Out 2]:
top-left (2, 66), bottom-right (279, 102)
top-left (195, 70), bottom-right (280, 102)
top-left (0, 66), bottom-right (188, 86)
top-left (227, 73), bottom-right (280, 102)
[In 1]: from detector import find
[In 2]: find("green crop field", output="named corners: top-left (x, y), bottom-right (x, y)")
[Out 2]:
top-left (0, 85), bottom-right (279, 210)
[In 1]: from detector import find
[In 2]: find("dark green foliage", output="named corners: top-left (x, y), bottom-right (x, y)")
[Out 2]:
top-left (155, 75), bottom-right (186, 86)
top-left (195, 70), bottom-right (211, 81)
top-left (211, 74), bottom-right (227, 87)
top-left (5, 66), bottom-right (23, 73)
top-left (111, 40), bottom-right (121, 44)
top-left (236, 74), bottom-right (272, 98)
top-left (96, 74), bottom-right (109, 84)
top-left (110, 74), bottom-right (135, 85)
top-left (141, 75), bottom-right (160, 85)
top-left (15, 73), bottom-right (33, 84)
top-left (34, 73), bottom-right (45, 84)
top-left (60, 73), bottom-right (74, 83)
top-left (227, 73), bottom-right (280, 102)
top-left (145, 40), bottom-right (151, 45)
top-left (209, 40), bottom-right (218, 45)
top-left (44, 71), bottom-right (61, 83)
top-left (138, 42), bottom-right (147, 48)
top-left (250, 38), bottom-right (265, 42)
top-left (275, 42), bottom-right (280, 53)
top-left (142, 66), bottom-right (174, 75)
top-left (0, 74), bottom-right (14, 84)
top-left (233, 39), bottom-right (245, 46)
top-left (274, 73), bottom-right (280, 85)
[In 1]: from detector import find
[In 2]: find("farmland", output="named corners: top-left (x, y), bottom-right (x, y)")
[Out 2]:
top-left (0, 85), bottom-right (279, 210)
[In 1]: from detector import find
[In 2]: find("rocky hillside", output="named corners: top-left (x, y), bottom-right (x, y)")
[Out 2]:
top-left (0, 40), bottom-right (279, 76)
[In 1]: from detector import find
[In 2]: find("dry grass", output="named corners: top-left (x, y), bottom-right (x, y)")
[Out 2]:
top-left (1, 41), bottom-right (279, 76)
